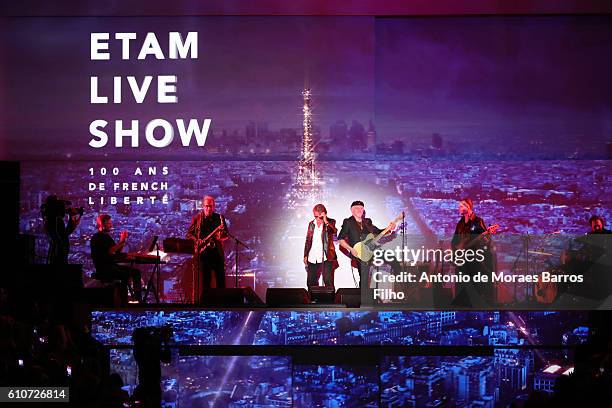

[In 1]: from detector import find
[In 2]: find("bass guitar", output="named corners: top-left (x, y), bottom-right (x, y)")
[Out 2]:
top-left (345, 214), bottom-right (404, 262)
top-left (455, 224), bottom-right (500, 250)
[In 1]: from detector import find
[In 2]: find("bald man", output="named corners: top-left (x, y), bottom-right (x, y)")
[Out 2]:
top-left (187, 196), bottom-right (229, 301)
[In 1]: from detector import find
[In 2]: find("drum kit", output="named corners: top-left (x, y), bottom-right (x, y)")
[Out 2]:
top-left (527, 235), bottom-right (583, 304)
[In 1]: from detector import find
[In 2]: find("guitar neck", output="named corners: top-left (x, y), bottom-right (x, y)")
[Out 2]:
top-left (372, 215), bottom-right (402, 243)
top-left (374, 228), bottom-right (391, 242)
top-left (464, 225), bottom-right (498, 248)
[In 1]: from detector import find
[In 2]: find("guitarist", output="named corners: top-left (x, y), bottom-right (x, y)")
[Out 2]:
top-left (186, 196), bottom-right (229, 298)
top-left (450, 198), bottom-right (496, 306)
top-left (338, 201), bottom-right (397, 288)
top-left (303, 204), bottom-right (338, 288)
top-left (564, 215), bottom-right (612, 300)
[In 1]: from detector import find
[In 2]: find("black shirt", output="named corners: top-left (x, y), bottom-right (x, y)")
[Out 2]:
top-left (186, 211), bottom-right (229, 258)
top-left (588, 228), bottom-right (612, 235)
top-left (337, 216), bottom-right (382, 247)
top-left (91, 231), bottom-right (116, 273)
top-left (451, 213), bottom-right (488, 250)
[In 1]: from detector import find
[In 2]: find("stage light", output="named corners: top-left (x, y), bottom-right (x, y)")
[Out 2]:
top-left (275, 181), bottom-right (411, 289)
top-left (543, 365), bottom-right (562, 374)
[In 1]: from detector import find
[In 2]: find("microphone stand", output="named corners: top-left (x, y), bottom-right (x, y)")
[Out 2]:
top-left (401, 211), bottom-right (406, 244)
top-left (401, 211), bottom-right (406, 272)
top-left (226, 230), bottom-right (249, 288)
top-left (322, 218), bottom-right (326, 287)
top-left (155, 242), bottom-right (161, 304)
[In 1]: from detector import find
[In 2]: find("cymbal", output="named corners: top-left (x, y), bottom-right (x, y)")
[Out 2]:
top-left (528, 250), bottom-right (553, 256)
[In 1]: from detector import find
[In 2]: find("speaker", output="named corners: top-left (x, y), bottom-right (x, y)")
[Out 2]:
top-left (335, 288), bottom-right (361, 308)
top-left (309, 286), bottom-right (336, 304)
top-left (200, 287), bottom-right (264, 307)
top-left (266, 288), bottom-right (310, 307)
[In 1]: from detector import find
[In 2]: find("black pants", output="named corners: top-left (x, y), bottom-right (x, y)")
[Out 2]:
top-left (197, 253), bottom-right (226, 293)
top-left (97, 265), bottom-right (142, 301)
top-left (358, 259), bottom-right (403, 306)
top-left (452, 263), bottom-right (493, 307)
top-left (47, 239), bottom-right (69, 264)
top-left (357, 259), bottom-right (402, 288)
top-left (307, 261), bottom-right (334, 287)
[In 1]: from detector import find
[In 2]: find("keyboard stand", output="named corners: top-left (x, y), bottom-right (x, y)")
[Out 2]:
top-left (142, 248), bottom-right (161, 304)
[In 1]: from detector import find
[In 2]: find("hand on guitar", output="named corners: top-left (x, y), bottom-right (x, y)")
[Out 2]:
top-left (342, 213), bottom-right (403, 262)
top-left (486, 224), bottom-right (500, 235)
top-left (454, 224), bottom-right (500, 250)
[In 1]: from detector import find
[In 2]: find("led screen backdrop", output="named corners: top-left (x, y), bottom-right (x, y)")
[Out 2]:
top-left (3, 16), bottom-right (611, 307)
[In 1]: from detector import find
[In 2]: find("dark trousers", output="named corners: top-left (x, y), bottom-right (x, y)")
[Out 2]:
top-left (452, 263), bottom-right (492, 307)
top-left (97, 265), bottom-right (142, 301)
top-left (197, 253), bottom-right (226, 295)
top-left (47, 240), bottom-right (69, 264)
top-left (358, 259), bottom-right (402, 306)
top-left (357, 261), bottom-right (370, 289)
top-left (357, 259), bottom-right (401, 288)
top-left (307, 261), bottom-right (334, 287)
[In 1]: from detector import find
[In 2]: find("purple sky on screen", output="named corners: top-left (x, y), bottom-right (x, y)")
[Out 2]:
top-left (1, 15), bottom-right (611, 158)
top-left (1, 17), bottom-right (374, 156)
top-left (375, 16), bottom-right (612, 140)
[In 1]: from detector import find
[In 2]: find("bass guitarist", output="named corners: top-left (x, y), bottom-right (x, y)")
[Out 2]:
top-left (187, 196), bottom-right (229, 299)
top-left (450, 198), bottom-right (498, 306)
top-left (338, 201), bottom-right (397, 288)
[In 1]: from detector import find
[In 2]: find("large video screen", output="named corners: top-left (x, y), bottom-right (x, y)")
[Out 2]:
top-left (5, 15), bottom-right (611, 307)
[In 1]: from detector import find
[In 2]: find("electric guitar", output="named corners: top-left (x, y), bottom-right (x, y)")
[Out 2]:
top-left (345, 214), bottom-right (404, 262)
top-left (455, 224), bottom-right (500, 250)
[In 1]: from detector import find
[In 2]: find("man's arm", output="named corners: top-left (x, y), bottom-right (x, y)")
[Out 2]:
top-left (368, 219), bottom-right (383, 235)
top-left (474, 218), bottom-right (487, 235)
top-left (304, 222), bottom-right (313, 264)
top-left (186, 215), bottom-right (198, 240)
top-left (108, 232), bottom-right (128, 255)
top-left (338, 219), bottom-right (358, 257)
top-left (325, 218), bottom-right (338, 235)
top-left (474, 217), bottom-right (491, 246)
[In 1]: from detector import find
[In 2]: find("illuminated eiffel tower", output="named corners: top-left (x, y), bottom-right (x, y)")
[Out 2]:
top-left (297, 88), bottom-right (318, 186)
top-left (287, 88), bottom-right (322, 209)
